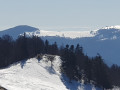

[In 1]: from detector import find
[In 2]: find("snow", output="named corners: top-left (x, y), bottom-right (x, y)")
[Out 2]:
top-left (112, 86), bottom-right (120, 90)
top-left (102, 25), bottom-right (120, 29)
top-left (25, 30), bottom-right (94, 39)
top-left (0, 25), bottom-right (95, 39)
top-left (0, 56), bottom-right (66, 90)
top-left (0, 55), bottom-right (102, 90)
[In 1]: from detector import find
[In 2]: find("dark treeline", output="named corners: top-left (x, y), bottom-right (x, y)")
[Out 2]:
top-left (60, 44), bottom-right (112, 89)
top-left (0, 34), bottom-right (120, 89)
top-left (0, 34), bottom-right (59, 68)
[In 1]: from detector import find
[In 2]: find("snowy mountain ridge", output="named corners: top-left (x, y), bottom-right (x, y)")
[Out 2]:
top-left (1, 25), bottom-right (120, 40)
top-left (91, 25), bottom-right (120, 40)
top-left (0, 25), bottom-right (95, 39)
top-left (25, 29), bottom-right (94, 39)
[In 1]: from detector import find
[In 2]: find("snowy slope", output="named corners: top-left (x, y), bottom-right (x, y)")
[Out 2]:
top-left (0, 56), bottom-right (67, 90)
top-left (91, 25), bottom-right (120, 40)
top-left (0, 55), bottom-right (102, 90)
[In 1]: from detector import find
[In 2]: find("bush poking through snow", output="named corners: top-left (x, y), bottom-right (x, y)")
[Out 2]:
top-left (45, 55), bottom-right (55, 68)
top-left (36, 54), bottom-right (43, 59)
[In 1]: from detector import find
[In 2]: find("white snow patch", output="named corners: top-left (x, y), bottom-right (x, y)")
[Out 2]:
top-left (0, 56), bottom-right (66, 90)
top-left (25, 30), bottom-right (94, 39)
top-left (102, 25), bottom-right (120, 29)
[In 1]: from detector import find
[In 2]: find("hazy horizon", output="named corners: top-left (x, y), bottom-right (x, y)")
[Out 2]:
top-left (0, 0), bottom-right (120, 31)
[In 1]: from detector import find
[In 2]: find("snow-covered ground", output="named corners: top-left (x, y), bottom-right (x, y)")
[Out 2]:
top-left (25, 30), bottom-right (94, 39)
top-left (0, 56), bottom-right (67, 90)
top-left (0, 55), bottom-right (102, 90)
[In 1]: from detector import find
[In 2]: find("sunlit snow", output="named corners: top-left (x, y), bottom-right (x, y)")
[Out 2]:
top-left (0, 55), bottom-right (102, 90)
top-left (25, 30), bottom-right (94, 39)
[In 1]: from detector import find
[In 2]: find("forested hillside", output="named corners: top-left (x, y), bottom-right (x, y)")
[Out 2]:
top-left (0, 34), bottom-right (120, 89)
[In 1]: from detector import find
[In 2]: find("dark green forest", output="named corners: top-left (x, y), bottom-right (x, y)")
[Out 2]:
top-left (0, 34), bottom-right (120, 89)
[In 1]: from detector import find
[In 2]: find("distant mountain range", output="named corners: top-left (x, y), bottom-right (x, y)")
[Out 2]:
top-left (0, 25), bottom-right (94, 39)
top-left (0, 25), bottom-right (120, 66)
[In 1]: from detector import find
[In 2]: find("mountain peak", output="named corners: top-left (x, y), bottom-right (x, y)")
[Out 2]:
top-left (91, 25), bottom-right (120, 40)
top-left (0, 25), bottom-right (38, 39)
top-left (5, 25), bottom-right (38, 32)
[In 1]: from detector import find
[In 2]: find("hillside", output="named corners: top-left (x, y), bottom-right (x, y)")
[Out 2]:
top-left (0, 25), bottom-right (120, 65)
top-left (0, 25), bottom-right (38, 39)
top-left (0, 56), bottom-right (66, 90)
top-left (40, 26), bottom-right (120, 66)
top-left (0, 55), bottom-right (101, 90)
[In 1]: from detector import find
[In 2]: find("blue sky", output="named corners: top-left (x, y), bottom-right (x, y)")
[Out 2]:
top-left (0, 0), bottom-right (120, 31)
